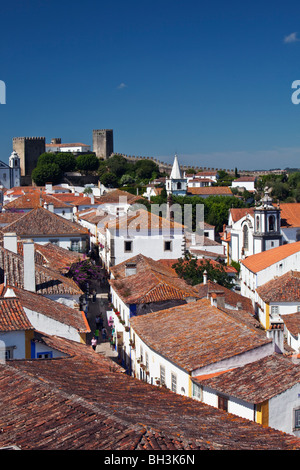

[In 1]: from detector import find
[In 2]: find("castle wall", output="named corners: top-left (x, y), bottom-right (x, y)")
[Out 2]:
top-left (13, 137), bottom-right (45, 177)
top-left (93, 129), bottom-right (114, 160)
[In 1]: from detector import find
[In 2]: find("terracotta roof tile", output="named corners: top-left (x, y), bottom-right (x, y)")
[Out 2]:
top-left (0, 335), bottom-right (299, 450)
top-left (0, 297), bottom-right (33, 331)
top-left (282, 311), bottom-right (300, 336)
top-left (130, 299), bottom-right (271, 372)
top-left (1, 207), bottom-right (89, 238)
top-left (109, 254), bottom-right (199, 304)
top-left (0, 245), bottom-right (83, 296)
top-left (4, 192), bottom-right (71, 210)
top-left (8, 286), bottom-right (89, 333)
top-left (194, 354), bottom-right (300, 403)
top-left (279, 203), bottom-right (300, 228)
top-left (187, 187), bottom-right (232, 195)
top-left (256, 270), bottom-right (300, 302)
top-left (241, 242), bottom-right (300, 273)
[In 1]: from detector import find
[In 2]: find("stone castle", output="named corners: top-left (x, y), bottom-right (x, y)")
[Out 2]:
top-left (12, 129), bottom-right (282, 184)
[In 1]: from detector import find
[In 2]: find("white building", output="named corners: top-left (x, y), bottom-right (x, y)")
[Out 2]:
top-left (231, 176), bottom-right (256, 192)
top-left (101, 208), bottom-right (186, 270)
top-left (129, 299), bottom-right (274, 397)
top-left (230, 190), bottom-right (282, 262)
top-left (240, 241), bottom-right (300, 305)
top-left (165, 155), bottom-right (187, 196)
top-left (255, 270), bottom-right (300, 332)
top-left (192, 353), bottom-right (300, 437)
top-left (0, 151), bottom-right (21, 190)
top-left (46, 140), bottom-right (91, 153)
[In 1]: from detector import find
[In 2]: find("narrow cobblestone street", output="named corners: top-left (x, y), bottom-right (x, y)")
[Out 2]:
top-left (85, 268), bottom-right (118, 361)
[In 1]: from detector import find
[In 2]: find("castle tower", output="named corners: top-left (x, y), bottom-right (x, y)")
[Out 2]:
top-left (253, 188), bottom-right (282, 254)
top-left (165, 154), bottom-right (187, 196)
top-left (92, 129), bottom-right (114, 160)
top-left (9, 151), bottom-right (21, 188)
top-left (12, 136), bottom-right (46, 179)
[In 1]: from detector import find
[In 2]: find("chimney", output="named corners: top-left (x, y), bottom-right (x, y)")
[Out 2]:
top-left (48, 203), bottom-right (54, 212)
top-left (203, 270), bottom-right (208, 284)
top-left (45, 182), bottom-right (53, 193)
top-left (3, 232), bottom-right (18, 254)
top-left (125, 263), bottom-right (137, 277)
top-left (23, 239), bottom-right (36, 292)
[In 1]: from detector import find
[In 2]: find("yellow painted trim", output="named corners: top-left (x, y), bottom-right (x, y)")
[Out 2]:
top-left (256, 400), bottom-right (269, 427)
top-left (265, 303), bottom-right (270, 330)
top-left (188, 374), bottom-right (192, 398)
top-left (25, 330), bottom-right (34, 359)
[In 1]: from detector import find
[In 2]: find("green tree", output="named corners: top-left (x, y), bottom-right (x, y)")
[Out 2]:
top-left (55, 152), bottom-right (77, 172)
top-left (76, 154), bottom-right (100, 174)
top-left (101, 172), bottom-right (119, 188)
top-left (31, 163), bottom-right (62, 186)
top-left (172, 253), bottom-right (233, 289)
top-left (37, 152), bottom-right (57, 166)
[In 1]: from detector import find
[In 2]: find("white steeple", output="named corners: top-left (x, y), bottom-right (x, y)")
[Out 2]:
top-left (170, 154), bottom-right (182, 179)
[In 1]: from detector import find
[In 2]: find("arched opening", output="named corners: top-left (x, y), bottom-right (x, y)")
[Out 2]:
top-left (243, 225), bottom-right (249, 251)
top-left (268, 215), bottom-right (275, 232)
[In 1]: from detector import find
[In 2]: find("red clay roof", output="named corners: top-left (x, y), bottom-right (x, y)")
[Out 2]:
top-left (0, 297), bottom-right (33, 331)
top-left (130, 298), bottom-right (271, 372)
top-left (9, 286), bottom-right (89, 333)
top-left (188, 187), bottom-right (232, 195)
top-left (256, 270), bottom-right (300, 303)
top-left (4, 192), bottom-right (71, 210)
top-left (280, 203), bottom-right (300, 228)
top-left (241, 242), bottom-right (300, 273)
top-left (194, 354), bottom-right (300, 404)
top-left (1, 335), bottom-right (299, 450)
top-left (1, 206), bottom-right (89, 238)
top-left (109, 254), bottom-right (199, 304)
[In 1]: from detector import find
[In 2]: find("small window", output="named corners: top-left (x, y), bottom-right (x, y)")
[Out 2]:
top-left (37, 352), bottom-right (53, 359)
top-left (160, 365), bottom-right (165, 385)
top-left (164, 241), bottom-right (172, 251)
top-left (192, 382), bottom-right (201, 401)
top-left (71, 239), bottom-right (80, 251)
top-left (124, 241), bottom-right (132, 252)
top-left (218, 395), bottom-right (228, 411)
top-left (294, 409), bottom-right (300, 429)
top-left (271, 305), bottom-right (279, 315)
top-left (171, 373), bottom-right (177, 393)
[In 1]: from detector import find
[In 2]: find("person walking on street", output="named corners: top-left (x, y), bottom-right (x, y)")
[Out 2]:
top-left (102, 327), bottom-right (107, 341)
top-left (91, 337), bottom-right (97, 351)
top-left (95, 314), bottom-right (101, 330)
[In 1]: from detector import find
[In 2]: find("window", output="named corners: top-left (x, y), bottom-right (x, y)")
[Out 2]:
top-left (5, 347), bottom-right (14, 360)
top-left (171, 373), bottom-right (177, 393)
top-left (243, 225), bottom-right (249, 250)
top-left (297, 306), bottom-right (300, 312)
top-left (192, 382), bottom-right (201, 401)
top-left (268, 215), bottom-right (275, 232)
top-left (164, 240), bottom-right (172, 251)
top-left (124, 240), bottom-right (132, 252)
top-left (49, 239), bottom-right (59, 246)
top-left (256, 215), bottom-right (260, 232)
top-left (218, 395), bottom-right (228, 411)
top-left (160, 365), bottom-right (165, 385)
top-left (71, 239), bottom-right (80, 251)
top-left (271, 305), bottom-right (279, 315)
top-left (37, 352), bottom-right (53, 359)
top-left (294, 408), bottom-right (300, 430)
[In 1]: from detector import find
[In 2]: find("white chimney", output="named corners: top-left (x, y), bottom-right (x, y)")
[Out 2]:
top-left (23, 239), bottom-right (36, 292)
top-left (45, 183), bottom-right (53, 193)
top-left (125, 263), bottom-right (137, 277)
top-left (3, 232), bottom-right (18, 254)
top-left (203, 270), bottom-right (208, 284)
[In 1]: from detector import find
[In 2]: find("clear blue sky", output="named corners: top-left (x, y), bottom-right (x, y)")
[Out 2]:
top-left (1, 0), bottom-right (300, 170)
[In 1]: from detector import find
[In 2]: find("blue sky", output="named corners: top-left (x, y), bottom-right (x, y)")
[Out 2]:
top-left (1, 0), bottom-right (300, 170)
